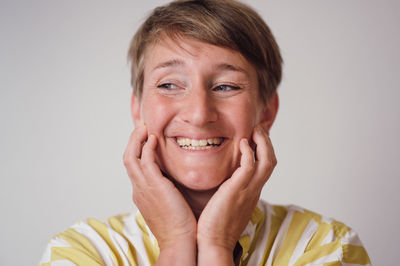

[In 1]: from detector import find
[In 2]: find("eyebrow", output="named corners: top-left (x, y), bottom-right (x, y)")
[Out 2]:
top-left (151, 59), bottom-right (250, 77)
top-left (214, 63), bottom-right (250, 77)
top-left (152, 59), bottom-right (184, 72)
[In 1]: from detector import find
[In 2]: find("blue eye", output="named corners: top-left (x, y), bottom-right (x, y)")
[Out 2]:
top-left (157, 83), bottom-right (177, 90)
top-left (214, 85), bottom-right (240, 91)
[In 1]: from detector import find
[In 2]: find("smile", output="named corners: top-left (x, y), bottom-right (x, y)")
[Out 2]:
top-left (176, 137), bottom-right (224, 150)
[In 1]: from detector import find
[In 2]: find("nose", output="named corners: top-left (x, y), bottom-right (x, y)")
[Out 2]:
top-left (180, 87), bottom-right (218, 126)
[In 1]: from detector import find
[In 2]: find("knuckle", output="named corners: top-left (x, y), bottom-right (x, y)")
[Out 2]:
top-left (123, 151), bottom-right (135, 166)
top-left (125, 168), bottom-right (137, 181)
top-left (124, 160), bottom-right (142, 180)
top-left (244, 158), bottom-right (255, 167)
top-left (123, 156), bottom-right (136, 168)
top-left (258, 161), bottom-right (268, 173)
top-left (242, 163), bottom-right (255, 175)
top-left (140, 160), bottom-right (152, 174)
top-left (123, 156), bottom-right (130, 167)
top-left (265, 157), bottom-right (277, 170)
top-left (268, 157), bottom-right (277, 169)
top-left (132, 128), bottom-right (140, 138)
top-left (139, 159), bottom-right (148, 168)
top-left (260, 164), bottom-right (270, 173)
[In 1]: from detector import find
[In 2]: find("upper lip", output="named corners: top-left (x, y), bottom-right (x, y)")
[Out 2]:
top-left (174, 135), bottom-right (225, 140)
top-left (166, 132), bottom-right (227, 140)
top-left (171, 135), bottom-right (226, 140)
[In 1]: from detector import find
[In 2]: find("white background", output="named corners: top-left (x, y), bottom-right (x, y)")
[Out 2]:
top-left (1, 0), bottom-right (399, 265)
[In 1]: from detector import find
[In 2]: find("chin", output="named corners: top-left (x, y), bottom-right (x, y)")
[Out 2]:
top-left (168, 168), bottom-right (232, 192)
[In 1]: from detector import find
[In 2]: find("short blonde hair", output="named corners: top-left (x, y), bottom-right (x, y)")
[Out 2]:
top-left (128, 0), bottom-right (283, 104)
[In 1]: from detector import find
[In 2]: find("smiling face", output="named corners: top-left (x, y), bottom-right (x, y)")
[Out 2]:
top-left (132, 36), bottom-right (273, 191)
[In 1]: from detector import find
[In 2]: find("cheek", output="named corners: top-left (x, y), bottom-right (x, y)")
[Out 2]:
top-left (140, 95), bottom-right (176, 168)
top-left (140, 95), bottom-right (172, 136)
top-left (225, 100), bottom-right (258, 139)
top-left (219, 99), bottom-right (258, 170)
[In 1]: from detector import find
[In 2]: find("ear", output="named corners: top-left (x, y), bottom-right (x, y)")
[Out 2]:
top-left (259, 92), bottom-right (279, 134)
top-left (130, 93), bottom-right (142, 127)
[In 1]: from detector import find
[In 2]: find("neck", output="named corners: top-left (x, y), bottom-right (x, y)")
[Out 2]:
top-left (174, 182), bottom-right (218, 219)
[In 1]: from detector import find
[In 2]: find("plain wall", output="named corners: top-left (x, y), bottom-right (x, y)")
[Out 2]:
top-left (1, 0), bottom-right (399, 265)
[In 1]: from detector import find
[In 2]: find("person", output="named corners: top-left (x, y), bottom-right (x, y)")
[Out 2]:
top-left (39, 0), bottom-right (371, 265)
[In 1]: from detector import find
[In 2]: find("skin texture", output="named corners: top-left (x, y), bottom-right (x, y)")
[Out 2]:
top-left (123, 36), bottom-right (279, 265)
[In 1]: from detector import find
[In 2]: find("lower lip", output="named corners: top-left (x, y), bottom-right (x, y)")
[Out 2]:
top-left (170, 138), bottom-right (227, 153)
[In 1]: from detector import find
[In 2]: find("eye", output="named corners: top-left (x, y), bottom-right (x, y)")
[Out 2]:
top-left (213, 84), bottom-right (241, 92)
top-left (157, 83), bottom-right (178, 90)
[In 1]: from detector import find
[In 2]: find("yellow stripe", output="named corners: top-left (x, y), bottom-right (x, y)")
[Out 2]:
top-left (250, 205), bottom-right (264, 224)
top-left (240, 206), bottom-right (265, 266)
top-left (86, 218), bottom-right (123, 265)
top-left (258, 205), bottom-right (287, 266)
top-left (293, 240), bottom-right (341, 266)
top-left (273, 205), bottom-right (288, 220)
top-left (136, 214), bottom-right (160, 265)
top-left (305, 222), bottom-right (333, 252)
top-left (273, 209), bottom-right (321, 265)
top-left (57, 228), bottom-right (104, 264)
top-left (239, 235), bottom-right (251, 261)
top-left (50, 246), bottom-right (105, 265)
top-left (248, 206), bottom-right (265, 258)
top-left (108, 214), bottom-right (138, 266)
top-left (323, 261), bottom-right (342, 266)
top-left (331, 220), bottom-right (351, 239)
top-left (342, 244), bottom-right (371, 264)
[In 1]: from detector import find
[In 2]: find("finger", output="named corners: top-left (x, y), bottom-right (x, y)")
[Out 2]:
top-left (240, 138), bottom-right (255, 168)
top-left (141, 134), bottom-right (157, 163)
top-left (251, 126), bottom-right (277, 188)
top-left (225, 138), bottom-right (255, 189)
top-left (123, 124), bottom-right (148, 166)
top-left (262, 130), bottom-right (277, 173)
top-left (252, 125), bottom-right (268, 164)
top-left (123, 125), bottom-right (148, 185)
top-left (140, 135), bottom-right (164, 181)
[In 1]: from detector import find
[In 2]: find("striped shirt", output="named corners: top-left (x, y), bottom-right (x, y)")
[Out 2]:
top-left (39, 200), bottom-right (371, 265)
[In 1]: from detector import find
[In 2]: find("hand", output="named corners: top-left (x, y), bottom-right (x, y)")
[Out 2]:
top-left (123, 125), bottom-right (197, 265)
top-left (197, 125), bottom-right (277, 265)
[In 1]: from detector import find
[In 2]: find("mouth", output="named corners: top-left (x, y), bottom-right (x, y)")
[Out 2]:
top-left (175, 137), bottom-right (225, 150)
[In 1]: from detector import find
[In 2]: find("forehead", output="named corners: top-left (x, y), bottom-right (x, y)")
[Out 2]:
top-left (143, 36), bottom-right (257, 78)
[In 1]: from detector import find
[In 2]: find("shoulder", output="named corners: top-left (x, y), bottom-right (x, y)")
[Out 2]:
top-left (39, 212), bottom-right (159, 266)
top-left (249, 200), bottom-right (371, 265)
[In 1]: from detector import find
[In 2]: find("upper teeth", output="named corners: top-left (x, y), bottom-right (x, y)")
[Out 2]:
top-left (176, 137), bottom-right (223, 147)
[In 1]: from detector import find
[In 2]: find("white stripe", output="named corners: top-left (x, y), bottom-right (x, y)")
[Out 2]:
top-left (245, 201), bottom-right (271, 265)
top-left (38, 236), bottom-right (71, 264)
top-left (71, 221), bottom-right (115, 266)
top-left (289, 219), bottom-right (319, 265)
top-left (265, 206), bottom-right (295, 266)
top-left (304, 245), bottom-right (342, 265)
top-left (341, 229), bottom-right (363, 246)
top-left (122, 213), bottom-right (151, 266)
top-left (105, 220), bottom-right (131, 266)
top-left (321, 227), bottom-right (335, 246)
